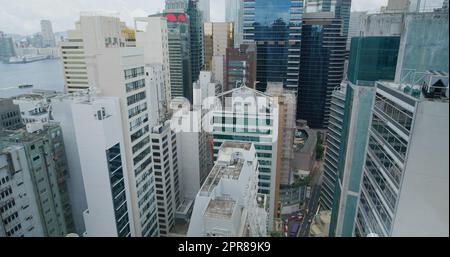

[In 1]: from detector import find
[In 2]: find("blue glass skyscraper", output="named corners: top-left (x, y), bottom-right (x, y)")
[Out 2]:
top-left (243, 0), bottom-right (303, 92)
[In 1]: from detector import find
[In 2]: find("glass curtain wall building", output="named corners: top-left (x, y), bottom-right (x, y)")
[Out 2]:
top-left (243, 0), bottom-right (303, 92)
top-left (297, 12), bottom-right (346, 129)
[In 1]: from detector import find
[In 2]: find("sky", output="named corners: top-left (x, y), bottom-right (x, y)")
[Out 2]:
top-left (0, 0), bottom-right (444, 35)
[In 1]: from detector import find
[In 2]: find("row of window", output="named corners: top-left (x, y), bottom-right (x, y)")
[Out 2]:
top-left (1, 111), bottom-right (19, 120)
top-left (124, 67), bottom-right (145, 80)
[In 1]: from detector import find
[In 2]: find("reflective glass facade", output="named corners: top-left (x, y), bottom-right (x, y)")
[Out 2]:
top-left (297, 15), bottom-right (346, 129)
top-left (243, 0), bottom-right (303, 91)
top-left (347, 36), bottom-right (400, 84)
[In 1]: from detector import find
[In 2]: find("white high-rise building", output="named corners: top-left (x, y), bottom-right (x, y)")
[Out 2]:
top-left (354, 77), bottom-right (449, 237)
top-left (187, 141), bottom-right (268, 237)
top-left (212, 86), bottom-right (281, 230)
top-left (61, 15), bottom-right (159, 237)
top-left (52, 94), bottom-right (135, 237)
top-left (150, 121), bottom-right (181, 236)
top-left (135, 16), bottom-right (172, 110)
top-left (41, 20), bottom-right (56, 47)
top-left (171, 97), bottom-right (214, 202)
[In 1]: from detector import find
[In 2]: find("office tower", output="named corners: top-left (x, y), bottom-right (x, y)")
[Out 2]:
top-left (150, 121), bottom-right (181, 236)
top-left (212, 56), bottom-right (225, 87)
top-left (62, 15), bottom-right (158, 237)
top-left (224, 43), bottom-right (257, 91)
top-left (203, 22), bottom-right (234, 71)
top-left (0, 33), bottom-right (16, 62)
top-left (243, 0), bottom-right (303, 92)
top-left (297, 12), bottom-right (346, 129)
top-left (52, 94), bottom-right (135, 237)
top-left (346, 12), bottom-right (366, 51)
top-left (0, 99), bottom-right (22, 130)
top-left (187, 142), bottom-right (268, 236)
top-left (188, 0), bottom-right (204, 83)
top-left (135, 17), bottom-right (172, 118)
top-left (354, 76), bottom-right (449, 237)
top-left (156, 10), bottom-right (192, 103)
top-left (0, 123), bottom-right (75, 237)
top-left (226, 0), bottom-right (244, 47)
top-left (324, 36), bottom-right (401, 236)
top-left (40, 20), bottom-right (56, 48)
top-left (212, 86), bottom-right (280, 230)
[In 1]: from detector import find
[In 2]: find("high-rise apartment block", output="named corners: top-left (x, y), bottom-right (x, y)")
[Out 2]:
top-left (187, 142), bottom-right (268, 237)
top-left (0, 123), bottom-right (75, 237)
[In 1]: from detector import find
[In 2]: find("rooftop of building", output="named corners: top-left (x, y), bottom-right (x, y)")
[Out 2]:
top-left (0, 122), bottom-right (59, 144)
top-left (205, 197), bottom-right (236, 219)
top-left (221, 141), bottom-right (252, 151)
top-left (200, 142), bottom-right (254, 194)
top-left (378, 70), bottom-right (449, 102)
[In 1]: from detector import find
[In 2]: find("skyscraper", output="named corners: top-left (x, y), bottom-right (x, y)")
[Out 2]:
top-left (40, 20), bottom-right (56, 47)
top-left (226, 0), bottom-right (244, 48)
top-left (52, 94), bottom-right (135, 237)
top-left (354, 77), bottom-right (449, 237)
top-left (297, 12), bottom-right (346, 129)
top-left (150, 121), bottom-right (181, 236)
top-left (0, 123), bottom-right (75, 237)
top-left (61, 15), bottom-right (159, 237)
top-left (159, 3), bottom-right (193, 103)
top-left (243, 0), bottom-right (303, 92)
top-left (188, 0), bottom-right (204, 83)
top-left (323, 36), bottom-right (401, 236)
top-left (135, 16), bottom-right (172, 115)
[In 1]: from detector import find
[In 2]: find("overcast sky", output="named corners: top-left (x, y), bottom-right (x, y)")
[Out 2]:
top-left (0, 0), bottom-right (444, 35)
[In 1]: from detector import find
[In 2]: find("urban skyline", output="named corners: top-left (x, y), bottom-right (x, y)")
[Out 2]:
top-left (2, 0), bottom-right (445, 36)
top-left (0, 0), bottom-right (448, 239)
